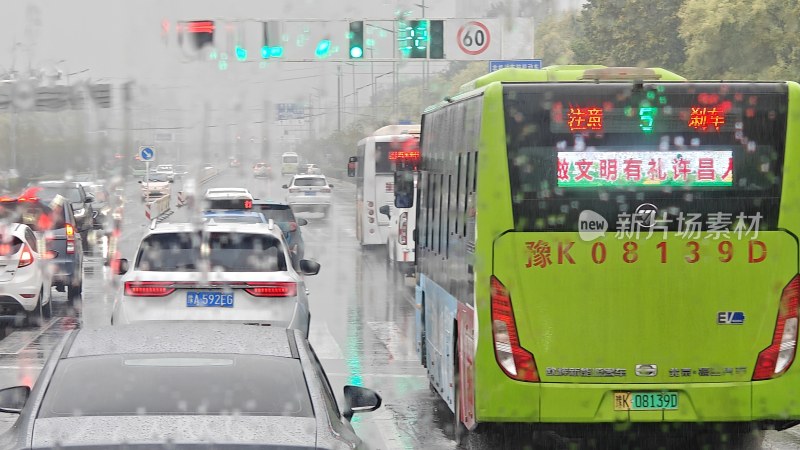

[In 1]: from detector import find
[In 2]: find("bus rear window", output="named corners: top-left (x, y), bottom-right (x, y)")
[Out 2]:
top-left (503, 83), bottom-right (788, 231)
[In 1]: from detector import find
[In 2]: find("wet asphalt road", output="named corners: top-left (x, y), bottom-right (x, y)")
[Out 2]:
top-left (1, 166), bottom-right (800, 449)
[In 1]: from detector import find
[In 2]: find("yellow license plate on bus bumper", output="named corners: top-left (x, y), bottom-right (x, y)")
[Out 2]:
top-left (614, 392), bottom-right (678, 411)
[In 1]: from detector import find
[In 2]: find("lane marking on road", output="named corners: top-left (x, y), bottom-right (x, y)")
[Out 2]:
top-left (367, 321), bottom-right (418, 361)
top-left (308, 321), bottom-right (345, 360)
top-left (0, 318), bottom-right (61, 355)
top-left (369, 407), bottom-right (416, 450)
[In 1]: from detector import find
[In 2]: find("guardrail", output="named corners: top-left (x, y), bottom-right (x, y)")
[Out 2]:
top-left (200, 166), bottom-right (219, 184)
top-left (145, 193), bottom-right (171, 221)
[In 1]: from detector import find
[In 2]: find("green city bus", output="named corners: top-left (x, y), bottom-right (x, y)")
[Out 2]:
top-left (402, 65), bottom-right (800, 445)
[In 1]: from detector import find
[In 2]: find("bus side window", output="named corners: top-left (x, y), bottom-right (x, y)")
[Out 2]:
top-left (455, 154), bottom-right (463, 234)
top-left (463, 152), bottom-right (472, 237)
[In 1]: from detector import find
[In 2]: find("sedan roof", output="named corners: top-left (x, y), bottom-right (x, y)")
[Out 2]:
top-left (66, 322), bottom-right (296, 358)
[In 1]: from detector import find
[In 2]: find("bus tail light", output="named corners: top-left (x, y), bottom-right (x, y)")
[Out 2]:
top-left (754, 275), bottom-right (800, 380)
top-left (124, 281), bottom-right (176, 297)
top-left (65, 224), bottom-right (76, 254)
top-left (18, 244), bottom-right (34, 268)
top-left (490, 276), bottom-right (539, 382)
top-left (398, 212), bottom-right (408, 245)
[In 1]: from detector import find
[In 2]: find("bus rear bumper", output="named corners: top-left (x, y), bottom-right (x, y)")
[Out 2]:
top-left (477, 382), bottom-right (800, 424)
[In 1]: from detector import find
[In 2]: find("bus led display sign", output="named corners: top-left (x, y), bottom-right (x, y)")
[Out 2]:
top-left (557, 150), bottom-right (733, 188)
top-left (388, 150), bottom-right (421, 161)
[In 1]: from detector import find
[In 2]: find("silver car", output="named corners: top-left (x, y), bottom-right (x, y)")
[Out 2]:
top-left (111, 222), bottom-right (319, 337)
top-left (0, 322), bottom-right (382, 449)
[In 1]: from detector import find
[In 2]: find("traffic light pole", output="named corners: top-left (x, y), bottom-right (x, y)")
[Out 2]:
top-left (337, 65), bottom-right (342, 131)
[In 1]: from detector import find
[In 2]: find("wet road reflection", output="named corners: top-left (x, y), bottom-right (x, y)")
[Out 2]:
top-left (0, 167), bottom-right (797, 449)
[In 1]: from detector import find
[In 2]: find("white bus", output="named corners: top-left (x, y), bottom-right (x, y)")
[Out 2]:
top-left (281, 152), bottom-right (300, 175)
top-left (348, 124), bottom-right (420, 247)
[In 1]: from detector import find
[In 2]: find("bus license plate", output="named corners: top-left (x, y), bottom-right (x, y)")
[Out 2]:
top-left (614, 392), bottom-right (678, 411)
top-left (186, 292), bottom-right (234, 308)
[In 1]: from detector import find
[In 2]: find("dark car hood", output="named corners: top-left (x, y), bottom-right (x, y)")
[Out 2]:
top-left (32, 416), bottom-right (317, 448)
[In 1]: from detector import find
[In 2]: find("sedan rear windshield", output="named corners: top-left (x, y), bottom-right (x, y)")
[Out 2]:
top-left (255, 206), bottom-right (296, 224)
top-left (37, 186), bottom-right (82, 204)
top-left (136, 232), bottom-right (287, 272)
top-left (38, 354), bottom-right (313, 418)
top-left (293, 178), bottom-right (327, 187)
top-left (0, 202), bottom-right (67, 232)
top-left (0, 236), bottom-right (23, 256)
top-left (203, 214), bottom-right (265, 224)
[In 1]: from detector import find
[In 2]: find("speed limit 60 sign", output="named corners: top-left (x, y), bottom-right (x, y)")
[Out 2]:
top-left (446, 19), bottom-right (500, 60)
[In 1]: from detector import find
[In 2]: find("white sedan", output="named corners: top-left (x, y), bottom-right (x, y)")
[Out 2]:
top-left (111, 222), bottom-right (320, 337)
top-left (0, 223), bottom-right (52, 325)
top-left (283, 175), bottom-right (333, 217)
top-left (139, 173), bottom-right (172, 200)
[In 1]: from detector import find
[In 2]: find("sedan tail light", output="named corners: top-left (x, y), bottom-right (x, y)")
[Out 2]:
top-left (321, 188), bottom-right (331, 193)
top-left (288, 222), bottom-right (298, 232)
top-left (124, 281), bottom-right (176, 297)
top-left (289, 188), bottom-right (300, 193)
top-left (65, 223), bottom-right (76, 254)
top-left (18, 244), bottom-right (34, 268)
top-left (244, 282), bottom-right (297, 297)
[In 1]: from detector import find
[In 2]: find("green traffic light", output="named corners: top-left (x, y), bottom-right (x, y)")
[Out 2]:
top-left (235, 46), bottom-right (247, 61)
top-left (315, 39), bottom-right (331, 58)
top-left (350, 46), bottom-right (363, 58)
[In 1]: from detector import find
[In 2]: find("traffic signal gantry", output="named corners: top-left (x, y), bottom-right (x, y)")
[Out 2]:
top-left (171, 18), bottom-right (449, 63)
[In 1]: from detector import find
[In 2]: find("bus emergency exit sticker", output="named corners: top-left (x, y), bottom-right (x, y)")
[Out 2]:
top-left (557, 151), bottom-right (733, 188)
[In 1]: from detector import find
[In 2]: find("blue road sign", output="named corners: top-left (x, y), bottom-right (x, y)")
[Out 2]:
top-left (139, 146), bottom-right (155, 161)
top-left (488, 59), bottom-right (543, 72)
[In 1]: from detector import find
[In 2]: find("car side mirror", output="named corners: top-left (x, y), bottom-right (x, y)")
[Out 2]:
top-left (169, 180), bottom-right (174, 183)
top-left (343, 385), bottom-right (381, 421)
top-left (0, 386), bottom-right (30, 414)
top-left (137, 180), bottom-right (143, 184)
top-left (347, 156), bottom-right (357, 177)
top-left (379, 205), bottom-right (391, 218)
top-left (282, 184), bottom-right (288, 189)
top-left (85, 195), bottom-right (95, 203)
top-left (113, 258), bottom-right (129, 275)
top-left (328, 184), bottom-right (334, 188)
top-left (299, 259), bottom-right (320, 276)
top-left (297, 218), bottom-right (308, 226)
